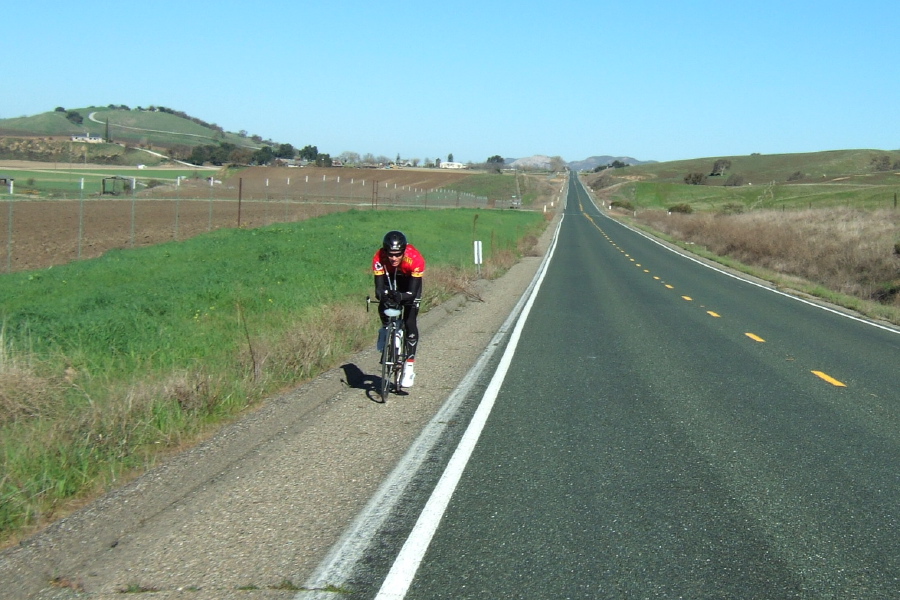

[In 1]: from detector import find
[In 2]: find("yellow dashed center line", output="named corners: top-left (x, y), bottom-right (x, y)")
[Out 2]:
top-left (580, 208), bottom-right (852, 392)
top-left (812, 371), bottom-right (847, 387)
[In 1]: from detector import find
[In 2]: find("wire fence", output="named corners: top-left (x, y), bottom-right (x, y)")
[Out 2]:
top-left (1, 173), bottom-right (491, 273)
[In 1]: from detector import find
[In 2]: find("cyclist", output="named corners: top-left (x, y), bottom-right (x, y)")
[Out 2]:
top-left (373, 230), bottom-right (425, 387)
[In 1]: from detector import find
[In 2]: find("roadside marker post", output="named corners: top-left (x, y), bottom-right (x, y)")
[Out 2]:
top-left (474, 240), bottom-right (483, 276)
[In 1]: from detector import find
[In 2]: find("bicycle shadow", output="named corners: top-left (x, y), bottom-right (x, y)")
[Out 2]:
top-left (341, 363), bottom-right (407, 403)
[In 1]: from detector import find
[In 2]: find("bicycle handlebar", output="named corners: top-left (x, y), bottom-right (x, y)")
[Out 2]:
top-left (366, 295), bottom-right (402, 315)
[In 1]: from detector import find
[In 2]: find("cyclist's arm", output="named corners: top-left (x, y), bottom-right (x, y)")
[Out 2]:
top-left (398, 276), bottom-right (422, 304)
top-left (374, 274), bottom-right (389, 302)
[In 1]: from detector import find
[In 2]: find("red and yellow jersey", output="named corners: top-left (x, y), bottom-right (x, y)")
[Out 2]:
top-left (372, 243), bottom-right (426, 278)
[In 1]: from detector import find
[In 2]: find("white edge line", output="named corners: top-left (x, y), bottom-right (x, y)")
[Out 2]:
top-left (576, 178), bottom-right (900, 336)
top-left (373, 215), bottom-right (562, 600)
top-left (297, 213), bottom-right (566, 599)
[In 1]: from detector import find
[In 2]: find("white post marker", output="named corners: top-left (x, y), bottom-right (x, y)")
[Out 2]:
top-left (473, 240), bottom-right (482, 276)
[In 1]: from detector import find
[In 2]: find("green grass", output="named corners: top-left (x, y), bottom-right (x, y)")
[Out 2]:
top-left (0, 168), bottom-right (208, 196)
top-left (0, 106), bottom-right (256, 150)
top-left (0, 207), bottom-right (546, 540)
top-left (587, 149), bottom-right (900, 212)
top-left (442, 171), bottom-right (542, 206)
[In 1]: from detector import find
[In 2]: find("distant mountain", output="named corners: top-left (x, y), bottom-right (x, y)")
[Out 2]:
top-left (503, 155), bottom-right (655, 171)
top-left (567, 155), bottom-right (656, 171)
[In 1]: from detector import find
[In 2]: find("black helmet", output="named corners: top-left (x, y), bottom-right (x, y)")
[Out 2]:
top-left (382, 230), bottom-right (407, 254)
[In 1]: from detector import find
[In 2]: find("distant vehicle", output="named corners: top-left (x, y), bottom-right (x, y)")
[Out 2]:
top-left (509, 196), bottom-right (521, 209)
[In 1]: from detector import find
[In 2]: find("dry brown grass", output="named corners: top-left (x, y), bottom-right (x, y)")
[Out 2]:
top-left (0, 330), bottom-right (64, 425)
top-left (635, 208), bottom-right (900, 307)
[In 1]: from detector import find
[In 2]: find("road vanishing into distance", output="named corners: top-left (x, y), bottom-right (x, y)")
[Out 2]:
top-left (303, 174), bottom-right (899, 599)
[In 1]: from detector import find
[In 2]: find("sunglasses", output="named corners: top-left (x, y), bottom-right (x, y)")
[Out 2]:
top-left (387, 251), bottom-right (404, 258)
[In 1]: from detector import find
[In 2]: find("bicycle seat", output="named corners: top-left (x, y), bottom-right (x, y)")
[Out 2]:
top-left (383, 308), bottom-right (402, 318)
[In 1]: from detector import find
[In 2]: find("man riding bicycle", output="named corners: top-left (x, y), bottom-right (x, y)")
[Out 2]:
top-left (373, 230), bottom-right (425, 388)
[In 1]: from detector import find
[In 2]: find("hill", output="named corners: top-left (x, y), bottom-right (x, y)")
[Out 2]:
top-left (581, 149), bottom-right (900, 211)
top-left (0, 106), bottom-right (267, 166)
top-left (0, 106), bottom-right (260, 149)
top-left (567, 155), bottom-right (655, 171)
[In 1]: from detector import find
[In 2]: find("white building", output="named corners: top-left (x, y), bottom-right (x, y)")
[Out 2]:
top-left (71, 133), bottom-right (104, 143)
top-left (439, 161), bottom-right (467, 169)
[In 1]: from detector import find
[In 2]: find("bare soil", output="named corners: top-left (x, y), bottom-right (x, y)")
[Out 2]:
top-left (0, 163), bottom-right (480, 273)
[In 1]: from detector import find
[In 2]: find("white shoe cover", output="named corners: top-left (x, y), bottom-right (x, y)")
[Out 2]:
top-left (401, 361), bottom-right (415, 387)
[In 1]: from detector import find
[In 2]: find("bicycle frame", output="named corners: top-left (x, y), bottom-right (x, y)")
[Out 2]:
top-left (368, 296), bottom-right (407, 402)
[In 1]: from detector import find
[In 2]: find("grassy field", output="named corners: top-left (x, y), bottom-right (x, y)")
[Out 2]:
top-left (0, 207), bottom-right (548, 543)
top-left (0, 167), bottom-right (209, 197)
top-left (440, 171), bottom-right (542, 207)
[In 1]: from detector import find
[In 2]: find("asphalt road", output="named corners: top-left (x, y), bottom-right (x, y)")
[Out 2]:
top-left (354, 175), bottom-right (900, 598)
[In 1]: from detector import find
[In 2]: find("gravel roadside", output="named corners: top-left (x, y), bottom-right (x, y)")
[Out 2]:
top-left (0, 211), bottom-right (561, 600)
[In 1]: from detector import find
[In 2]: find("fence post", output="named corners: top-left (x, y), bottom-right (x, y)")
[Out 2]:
top-left (238, 178), bottom-right (243, 227)
top-left (6, 197), bottom-right (12, 273)
top-left (78, 178), bottom-right (84, 259)
top-left (130, 178), bottom-right (136, 247)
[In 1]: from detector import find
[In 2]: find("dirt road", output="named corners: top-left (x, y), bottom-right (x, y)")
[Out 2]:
top-left (0, 213), bottom-right (561, 599)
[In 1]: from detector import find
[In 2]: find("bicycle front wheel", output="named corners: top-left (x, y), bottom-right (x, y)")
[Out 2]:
top-left (379, 326), bottom-right (394, 402)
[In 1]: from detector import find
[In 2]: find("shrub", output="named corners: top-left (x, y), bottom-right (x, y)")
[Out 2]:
top-left (719, 202), bottom-right (745, 215)
top-left (611, 200), bottom-right (635, 211)
top-left (684, 172), bottom-right (707, 185)
top-left (724, 174), bottom-right (745, 187)
top-left (787, 171), bottom-right (804, 182)
top-left (668, 203), bottom-right (693, 214)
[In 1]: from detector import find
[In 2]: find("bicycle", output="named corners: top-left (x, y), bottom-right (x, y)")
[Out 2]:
top-left (367, 296), bottom-right (408, 402)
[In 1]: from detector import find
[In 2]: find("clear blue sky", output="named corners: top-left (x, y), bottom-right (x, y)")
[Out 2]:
top-left (3, 1), bottom-right (898, 164)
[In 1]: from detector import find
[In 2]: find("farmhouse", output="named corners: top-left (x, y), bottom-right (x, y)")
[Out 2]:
top-left (71, 133), bottom-right (103, 143)
top-left (439, 161), bottom-right (467, 169)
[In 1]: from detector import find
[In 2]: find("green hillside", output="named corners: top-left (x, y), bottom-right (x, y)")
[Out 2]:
top-left (584, 149), bottom-right (900, 211)
top-left (0, 105), bottom-right (262, 151)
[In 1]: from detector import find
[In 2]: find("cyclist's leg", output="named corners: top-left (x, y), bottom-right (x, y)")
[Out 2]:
top-left (402, 301), bottom-right (420, 360)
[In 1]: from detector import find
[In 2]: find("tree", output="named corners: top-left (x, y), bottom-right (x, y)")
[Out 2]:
top-left (339, 151), bottom-right (360, 165)
top-left (447, 153), bottom-right (454, 163)
top-left (274, 143), bottom-right (295, 159)
top-left (65, 110), bottom-right (83, 125)
top-left (710, 159), bottom-right (731, 176)
top-left (228, 146), bottom-right (253, 165)
top-left (298, 145), bottom-right (318, 162)
top-left (315, 153), bottom-right (333, 167)
top-left (54, 106), bottom-right (65, 112)
top-left (251, 146), bottom-right (275, 165)
top-left (871, 155), bottom-right (892, 172)
top-left (549, 156), bottom-right (567, 172)
top-left (486, 155), bottom-right (504, 164)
